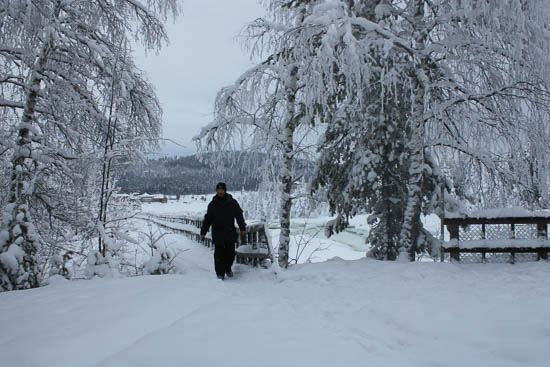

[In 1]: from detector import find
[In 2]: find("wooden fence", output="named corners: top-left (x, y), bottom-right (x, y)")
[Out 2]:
top-left (441, 214), bottom-right (550, 263)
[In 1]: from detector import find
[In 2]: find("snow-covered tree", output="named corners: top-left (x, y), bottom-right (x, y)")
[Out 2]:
top-left (295, 0), bottom-right (550, 260)
top-left (196, 0), bottom-right (550, 264)
top-left (95, 40), bottom-right (162, 263)
top-left (0, 0), bottom-right (180, 291)
top-left (195, 1), bottom-right (321, 268)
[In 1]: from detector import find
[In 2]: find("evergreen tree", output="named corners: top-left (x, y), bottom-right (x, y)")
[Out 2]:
top-left (303, 0), bottom-right (550, 260)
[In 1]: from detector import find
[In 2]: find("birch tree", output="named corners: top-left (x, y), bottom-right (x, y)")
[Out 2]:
top-left (195, 1), bottom-right (320, 268)
top-left (95, 41), bottom-right (162, 261)
top-left (0, 0), bottom-right (180, 291)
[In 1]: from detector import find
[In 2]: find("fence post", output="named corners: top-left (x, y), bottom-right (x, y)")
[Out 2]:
top-left (537, 222), bottom-right (548, 261)
top-left (448, 224), bottom-right (460, 263)
top-left (439, 185), bottom-right (445, 262)
top-left (537, 223), bottom-right (548, 239)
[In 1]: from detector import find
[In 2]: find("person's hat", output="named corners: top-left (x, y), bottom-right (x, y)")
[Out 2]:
top-left (216, 182), bottom-right (227, 191)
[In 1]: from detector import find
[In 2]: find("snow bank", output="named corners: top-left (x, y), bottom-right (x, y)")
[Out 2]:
top-left (235, 244), bottom-right (269, 254)
top-left (1, 257), bottom-right (549, 367)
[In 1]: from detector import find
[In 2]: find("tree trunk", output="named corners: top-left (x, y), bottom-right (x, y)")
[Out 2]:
top-left (398, 114), bottom-right (424, 261)
top-left (398, 0), bottom-right (427, 262)
top-left (1, 43), bottom-right (52, 290)
top-left (380, 172), bottom-right (394, 260)
top-left (98, 55), bottom-right (122, 257)
top-left (277, 66), bottom-right (298, 268)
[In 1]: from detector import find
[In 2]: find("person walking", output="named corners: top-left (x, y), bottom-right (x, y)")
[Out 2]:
top-left (200, 182), bottom-right (246, 280)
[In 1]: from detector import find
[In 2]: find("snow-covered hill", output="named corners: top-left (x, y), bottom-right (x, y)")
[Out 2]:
top-left (1, 227), bottom-right (549, 367)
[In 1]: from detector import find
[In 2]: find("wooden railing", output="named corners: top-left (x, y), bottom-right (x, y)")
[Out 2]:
top-left (441, 213), bottom-right (550, 263)
top-left (144, 213), bottom-right (273, 266)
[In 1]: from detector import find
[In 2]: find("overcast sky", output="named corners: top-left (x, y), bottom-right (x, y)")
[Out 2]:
top-left (134, 0), bottom-right (264, 157)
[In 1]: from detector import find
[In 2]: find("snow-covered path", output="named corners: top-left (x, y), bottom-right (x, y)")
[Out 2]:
top-left (1, 231), bottom-right (549, 367)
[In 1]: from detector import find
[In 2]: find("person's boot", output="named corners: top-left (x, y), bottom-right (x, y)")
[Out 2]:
top-left (226, 270), bottom-right (234, 278)
top-left (217, 274), bottom-right (225, 281)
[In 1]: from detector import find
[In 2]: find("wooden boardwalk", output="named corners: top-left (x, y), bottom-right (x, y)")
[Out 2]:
top-left (144, 213), bottom-right (274, 266)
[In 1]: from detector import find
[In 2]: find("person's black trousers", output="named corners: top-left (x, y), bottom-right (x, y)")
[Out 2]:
top-left (213, 236), bottom-right (236, 277)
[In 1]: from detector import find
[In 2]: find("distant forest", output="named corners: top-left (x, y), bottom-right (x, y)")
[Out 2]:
top-left (115, 153), bottom-right (263, 195)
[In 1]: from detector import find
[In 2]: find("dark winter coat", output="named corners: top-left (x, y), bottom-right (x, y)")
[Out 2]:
top-left (200, 193), bottom-right (246, 244)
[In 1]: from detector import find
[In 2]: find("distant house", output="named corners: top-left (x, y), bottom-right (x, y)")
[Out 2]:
top-left (154, 196), bottom-right (168, 204)
top-left (138, 193), bottom-right (167, 203)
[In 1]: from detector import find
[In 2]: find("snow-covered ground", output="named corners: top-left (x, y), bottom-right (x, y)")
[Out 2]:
top-left (2, 195), bottom-right (548, 367)
top-left (1, 233), bottom-right (549, 366)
